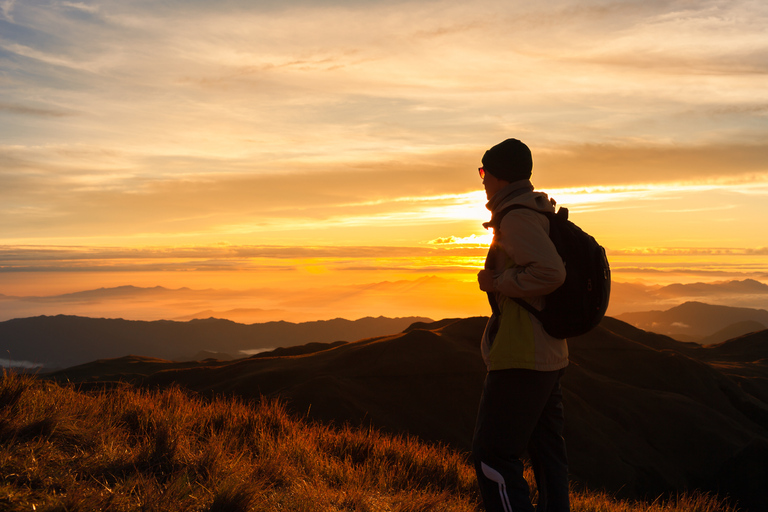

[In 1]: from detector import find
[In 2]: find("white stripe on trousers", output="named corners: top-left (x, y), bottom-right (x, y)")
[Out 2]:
top-left (481, 462), bottom-right (514, 512)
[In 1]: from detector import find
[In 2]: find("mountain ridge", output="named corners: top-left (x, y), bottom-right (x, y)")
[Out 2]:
top-left (0, 314), bottom-right (432, 368)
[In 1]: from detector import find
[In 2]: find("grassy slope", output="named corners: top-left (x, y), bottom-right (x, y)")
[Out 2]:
top-left (1, 372), bottom-right (738, 512)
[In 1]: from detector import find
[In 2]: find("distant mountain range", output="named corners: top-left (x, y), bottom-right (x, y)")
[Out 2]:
top-left (0, 315), bottom-right (431, 368)
top-left (48, 316), bottom-right (768, 512)
top-left (616, 301), bottom-right (768, 343)
top-left (609, 278), bottom-right (768, 315)
top-left (654, 278), bottom-right (768, 297)
top-left (4, 278), bottom-right (768, 324)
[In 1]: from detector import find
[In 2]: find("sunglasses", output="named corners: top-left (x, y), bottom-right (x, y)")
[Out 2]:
top-left (478, 167), bottom-right (486, 179)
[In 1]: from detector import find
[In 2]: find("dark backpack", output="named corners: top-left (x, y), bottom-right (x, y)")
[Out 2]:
top-left (485, 204), bottom-right (610, 339)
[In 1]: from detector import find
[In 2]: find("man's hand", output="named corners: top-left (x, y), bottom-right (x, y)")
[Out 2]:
top-left (477, 269), bottom-right (496, 292)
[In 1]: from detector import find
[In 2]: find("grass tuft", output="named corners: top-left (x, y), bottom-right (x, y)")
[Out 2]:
top-left (208, 480), bottom-right (259, 512)
top-left (0, 369), bottom-right (30, 411)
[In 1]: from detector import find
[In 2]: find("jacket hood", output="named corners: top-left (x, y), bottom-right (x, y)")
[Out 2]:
top-left (486, 179), bottom-right (556, 215)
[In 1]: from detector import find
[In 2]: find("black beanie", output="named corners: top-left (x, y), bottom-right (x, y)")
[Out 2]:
top-left (481, 138), bottom-right (533, 182)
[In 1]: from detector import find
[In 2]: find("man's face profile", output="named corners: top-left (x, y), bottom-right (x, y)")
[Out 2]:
top-left (481, 168), bottom-right (508, 200)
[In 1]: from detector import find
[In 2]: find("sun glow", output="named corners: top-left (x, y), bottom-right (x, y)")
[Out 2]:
top-left (548, 180), bottom-right (768, 210)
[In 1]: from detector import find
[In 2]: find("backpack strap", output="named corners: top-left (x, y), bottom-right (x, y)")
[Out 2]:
top-left (484, 203), bottom-right (568, 230)
top-left (483, 203), bottom-right (568, 321)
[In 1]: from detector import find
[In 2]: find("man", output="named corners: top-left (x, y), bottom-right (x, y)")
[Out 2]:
top-left (473, 138), bottom-right (570, 512)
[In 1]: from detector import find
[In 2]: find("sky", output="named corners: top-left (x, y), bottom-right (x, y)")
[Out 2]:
top-left (1, 0), bottom-right (767, 322)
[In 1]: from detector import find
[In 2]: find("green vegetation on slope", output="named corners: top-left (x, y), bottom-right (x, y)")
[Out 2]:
top-left (1, 371), bottom-right (739, 512)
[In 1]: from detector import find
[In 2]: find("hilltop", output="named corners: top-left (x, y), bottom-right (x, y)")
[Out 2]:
top-left (49, 316), bottom-right (768, 511)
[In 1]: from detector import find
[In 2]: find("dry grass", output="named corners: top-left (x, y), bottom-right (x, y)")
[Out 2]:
top-left (0, 371), bottom-right (741, 512)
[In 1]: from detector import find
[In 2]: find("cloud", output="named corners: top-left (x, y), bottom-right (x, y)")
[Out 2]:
top-left (5, 0), bottom-right (766, 141)
top-left (509, 1), bottom-right (768, 75)
top-left (3, 138), bottom-right (768, 253)
top-left (60, 1), bottom-right (99, 13)
top-left (4, 1), bottom-right (766, 158)
top-left (0, 142), bottom-right (490, 243)
top-left (0, 243), bottom-right (486, 273)
top-left (0, 102), bottom-right (73, 117)
top-left (534, 143), bottom-right (768, 188)
top-left (1, 42), bottom-right (98, 71)
top-left (1, 0), bottom-right (15, 22)
top-left (609, 247), bottom-right (768, 256)
top-left (428, 234), bottom-right (491, 246)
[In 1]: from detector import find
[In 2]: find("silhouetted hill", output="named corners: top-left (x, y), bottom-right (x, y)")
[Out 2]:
top-left (0, 314), bottom-right (431, 368)
top-left (50, 355), bottom-right (233, 383)
top-left (702, 329), bottom-right (768, 361)
top-left (695, 330), bottom-right (768, 413)
top-left (698, 320), bottom-right (767, 346)
top-left (250, 341), bottom-right (348, 358)
top-left (616, 301), bottom-right (768, 342)
top-left (49, 316), bottom-right (768, 511)
top-left (186, 350), bottom-right (239, 361)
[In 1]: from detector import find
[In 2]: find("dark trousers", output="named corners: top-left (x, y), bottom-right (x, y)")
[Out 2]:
top-left (472, 368), bottom-right (569, 512)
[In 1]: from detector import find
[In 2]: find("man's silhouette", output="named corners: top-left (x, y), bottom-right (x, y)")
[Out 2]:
top-left (473, 138), bottom-right (570, 512)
